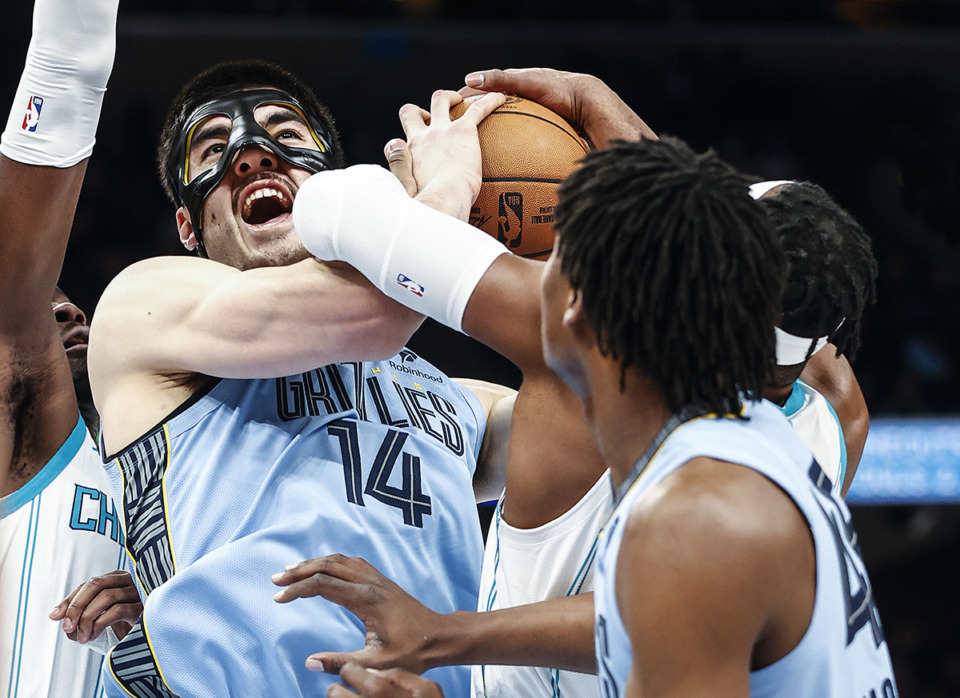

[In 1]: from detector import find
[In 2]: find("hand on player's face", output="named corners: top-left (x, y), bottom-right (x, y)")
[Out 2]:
top-left (396, 89), bottom-right (504, 216)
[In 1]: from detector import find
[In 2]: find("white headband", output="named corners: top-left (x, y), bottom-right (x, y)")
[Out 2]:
top-left (749, 180), bottom-right (795, 200)
top-left (774, 326), bottom-right (829, 366)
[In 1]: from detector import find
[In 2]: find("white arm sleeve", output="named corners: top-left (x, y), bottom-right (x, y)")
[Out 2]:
top-left (1, 0), bottom-right (119, 167)
top-left (293, 164), bottom-right (508, 334)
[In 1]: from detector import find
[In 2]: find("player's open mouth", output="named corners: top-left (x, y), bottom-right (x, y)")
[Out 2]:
top-left (239, 183), bottom-right (293, 226)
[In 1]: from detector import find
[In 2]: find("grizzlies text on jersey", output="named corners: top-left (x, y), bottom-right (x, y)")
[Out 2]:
top-left (100, 351), bottom-right (486, 698)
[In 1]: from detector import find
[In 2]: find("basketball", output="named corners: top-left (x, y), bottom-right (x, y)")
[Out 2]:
top-left (450, 95), bottom-right (589, 260)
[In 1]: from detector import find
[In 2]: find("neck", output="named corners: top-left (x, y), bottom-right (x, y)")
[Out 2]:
top-left (763, 383), bottom-right (793, 407)
top-left (580, 355), bottom-right (674, 490)
top-left (79, 401), bottom-right (100, 441)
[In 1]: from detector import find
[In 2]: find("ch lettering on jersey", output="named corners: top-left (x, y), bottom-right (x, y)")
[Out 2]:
top-left (70, 485), bottom-right (124, 545)
top-left (276, 366), bottom-right (354, 421)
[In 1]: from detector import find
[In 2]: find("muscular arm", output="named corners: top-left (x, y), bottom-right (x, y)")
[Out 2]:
top-left (0, 158), bottom-right (87, 492)
top-left (800, 348), bottom-right (868, 496)
top-left (90, 256), bottom-right (422, 452)
top-left (0, 0), bottom-right (117, 490)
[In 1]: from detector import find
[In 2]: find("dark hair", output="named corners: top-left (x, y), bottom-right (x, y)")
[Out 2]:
top-left (554, 137), bottom-right (785, 415)
top-left (157, 59), bottom-right (345, 205)
top-left (758, 182), bottom-right (877, 360)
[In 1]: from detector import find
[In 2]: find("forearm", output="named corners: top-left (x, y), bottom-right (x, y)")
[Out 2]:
top-left (426, 594), bottom-right (596, 674)
top-left (0, 0), bottom-right (118, 322)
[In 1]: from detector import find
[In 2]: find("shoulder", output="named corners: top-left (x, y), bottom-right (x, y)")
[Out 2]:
top-left (617, 456), bottom-right (812, 628)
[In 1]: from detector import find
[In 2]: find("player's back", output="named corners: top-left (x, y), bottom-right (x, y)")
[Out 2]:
top-left (594, 399), bottom-right (897, 698)
top-left (101, 351), bottom-right (486, 698)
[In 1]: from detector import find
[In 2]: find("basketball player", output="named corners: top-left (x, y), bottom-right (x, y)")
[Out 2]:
top-left (0, 0), bottom-right (137, 694)
top-left (274, 67), bottom-right (875, 698)
top-left (547, 137), bottom-right (897, 697)
top-left (751, 179), bottom-right (877, 496)
top-left (287, 137), bottom-right (898, 697)
top-left (85, 61), bottom-right (513, 697)
top-left (463, 67), bottom-right (873, 497)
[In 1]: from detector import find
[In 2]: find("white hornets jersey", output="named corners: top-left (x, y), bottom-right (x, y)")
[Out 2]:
top-left (593, 399), bottom-right (897, 698)
top-left (1, 416), bottom-right (128, 698)
top-left (99, 351), bottom-right (486, 698)
top-left (778, 378), bottom-right (847, 496)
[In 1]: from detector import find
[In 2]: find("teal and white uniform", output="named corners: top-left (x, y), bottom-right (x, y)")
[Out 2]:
top-left (778, 378), bottom-right (847, 496)
top-left (100, 352), bottom-right (486, 698)
top-left (1, 416), bottom-right (127, 698)
top-left (472, 471), bottom-right (611, 698)
top-left (594, 399), bottom-right (897, 698)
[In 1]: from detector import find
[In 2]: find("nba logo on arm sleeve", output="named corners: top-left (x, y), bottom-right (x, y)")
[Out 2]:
top-left (22, 95), bottom-right (43, 132)
top-left (396, 274), bottom-right (424, 297)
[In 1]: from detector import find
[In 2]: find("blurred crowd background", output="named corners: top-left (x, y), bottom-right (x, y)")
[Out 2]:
top-left (2, 0), bottom-right (959, 695)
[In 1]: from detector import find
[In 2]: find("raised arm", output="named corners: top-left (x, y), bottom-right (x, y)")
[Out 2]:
top-left (800, 347), bottom-right (869, 496)
top-left (0, 0), bottom-right (118, 492)
top-left (462, 67), bottom-right (658, 149)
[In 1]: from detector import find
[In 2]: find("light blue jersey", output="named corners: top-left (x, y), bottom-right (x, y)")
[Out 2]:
top-left (594, 399), bottom-right (897, 698)
top-left (100, 352), bottom-right (486, 698)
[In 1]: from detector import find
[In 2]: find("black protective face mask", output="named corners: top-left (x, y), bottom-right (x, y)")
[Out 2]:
top-left (170, 88), bottom-right (336, 254)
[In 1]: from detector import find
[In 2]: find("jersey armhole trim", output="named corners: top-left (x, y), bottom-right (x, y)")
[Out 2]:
top-left (0, 414), bottom-right (86, 518)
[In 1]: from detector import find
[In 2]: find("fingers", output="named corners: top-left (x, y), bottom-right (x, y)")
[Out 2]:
top-left (272, 554), bottom-right (383, 608)
top-left (305, 646), bottom-right (383, 675)
top-left (428, 89), bottom-right (462, 126)
top-left (464, 68), bottom-right (554, 98)
top-left (331, 663), bottom-right (444, 698)
top-left (398, 103), bottom-right (431, 138)
top-left (454, 92), bottom-right (506, 128)
top-left (384, 139), bottom-right (418, 197)
top-left (53, 570), bottom-right (141, 642)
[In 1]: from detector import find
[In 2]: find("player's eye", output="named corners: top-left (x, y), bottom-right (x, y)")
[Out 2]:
top-left (202, 143), bottom-right (225, 161)
top-left (276, 128), bottom-right (305, 141)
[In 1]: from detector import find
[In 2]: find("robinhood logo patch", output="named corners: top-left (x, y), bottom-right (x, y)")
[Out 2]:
top-left (388, 358), bottom-right (443, 383)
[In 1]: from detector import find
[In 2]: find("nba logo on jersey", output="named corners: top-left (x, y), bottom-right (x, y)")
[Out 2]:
top-left (21, 95), bottom-right (43, 132)
top-left (396, 273), bottom-right (424, 297)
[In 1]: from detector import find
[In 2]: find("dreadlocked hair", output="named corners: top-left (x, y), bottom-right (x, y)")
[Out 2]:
top-left (157, 59), bottom-right (345, 205)
top-left (554, 137), bottom-right (786, 415)
top-left (758, 182), bottom-right (877, 360)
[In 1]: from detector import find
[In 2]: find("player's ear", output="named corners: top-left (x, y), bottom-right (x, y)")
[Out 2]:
top-left (176, 207), bottom-right (199, 251)
top-left (562, 289), bottom-right (585, 328)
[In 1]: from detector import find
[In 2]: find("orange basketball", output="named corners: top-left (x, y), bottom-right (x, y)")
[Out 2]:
top-left (450, 95), bottom-right (589, 260)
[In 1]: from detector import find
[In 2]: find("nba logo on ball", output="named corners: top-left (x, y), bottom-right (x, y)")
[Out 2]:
top-left (21, 95), bottom-right (43, 132)
top-left (498, 193), bottom-right (523, 248)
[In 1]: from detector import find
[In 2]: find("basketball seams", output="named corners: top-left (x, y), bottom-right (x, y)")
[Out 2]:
top-left (491, 110), bottom-right (588, 153)
top-left (483, 177), bottom-right (565, 184)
